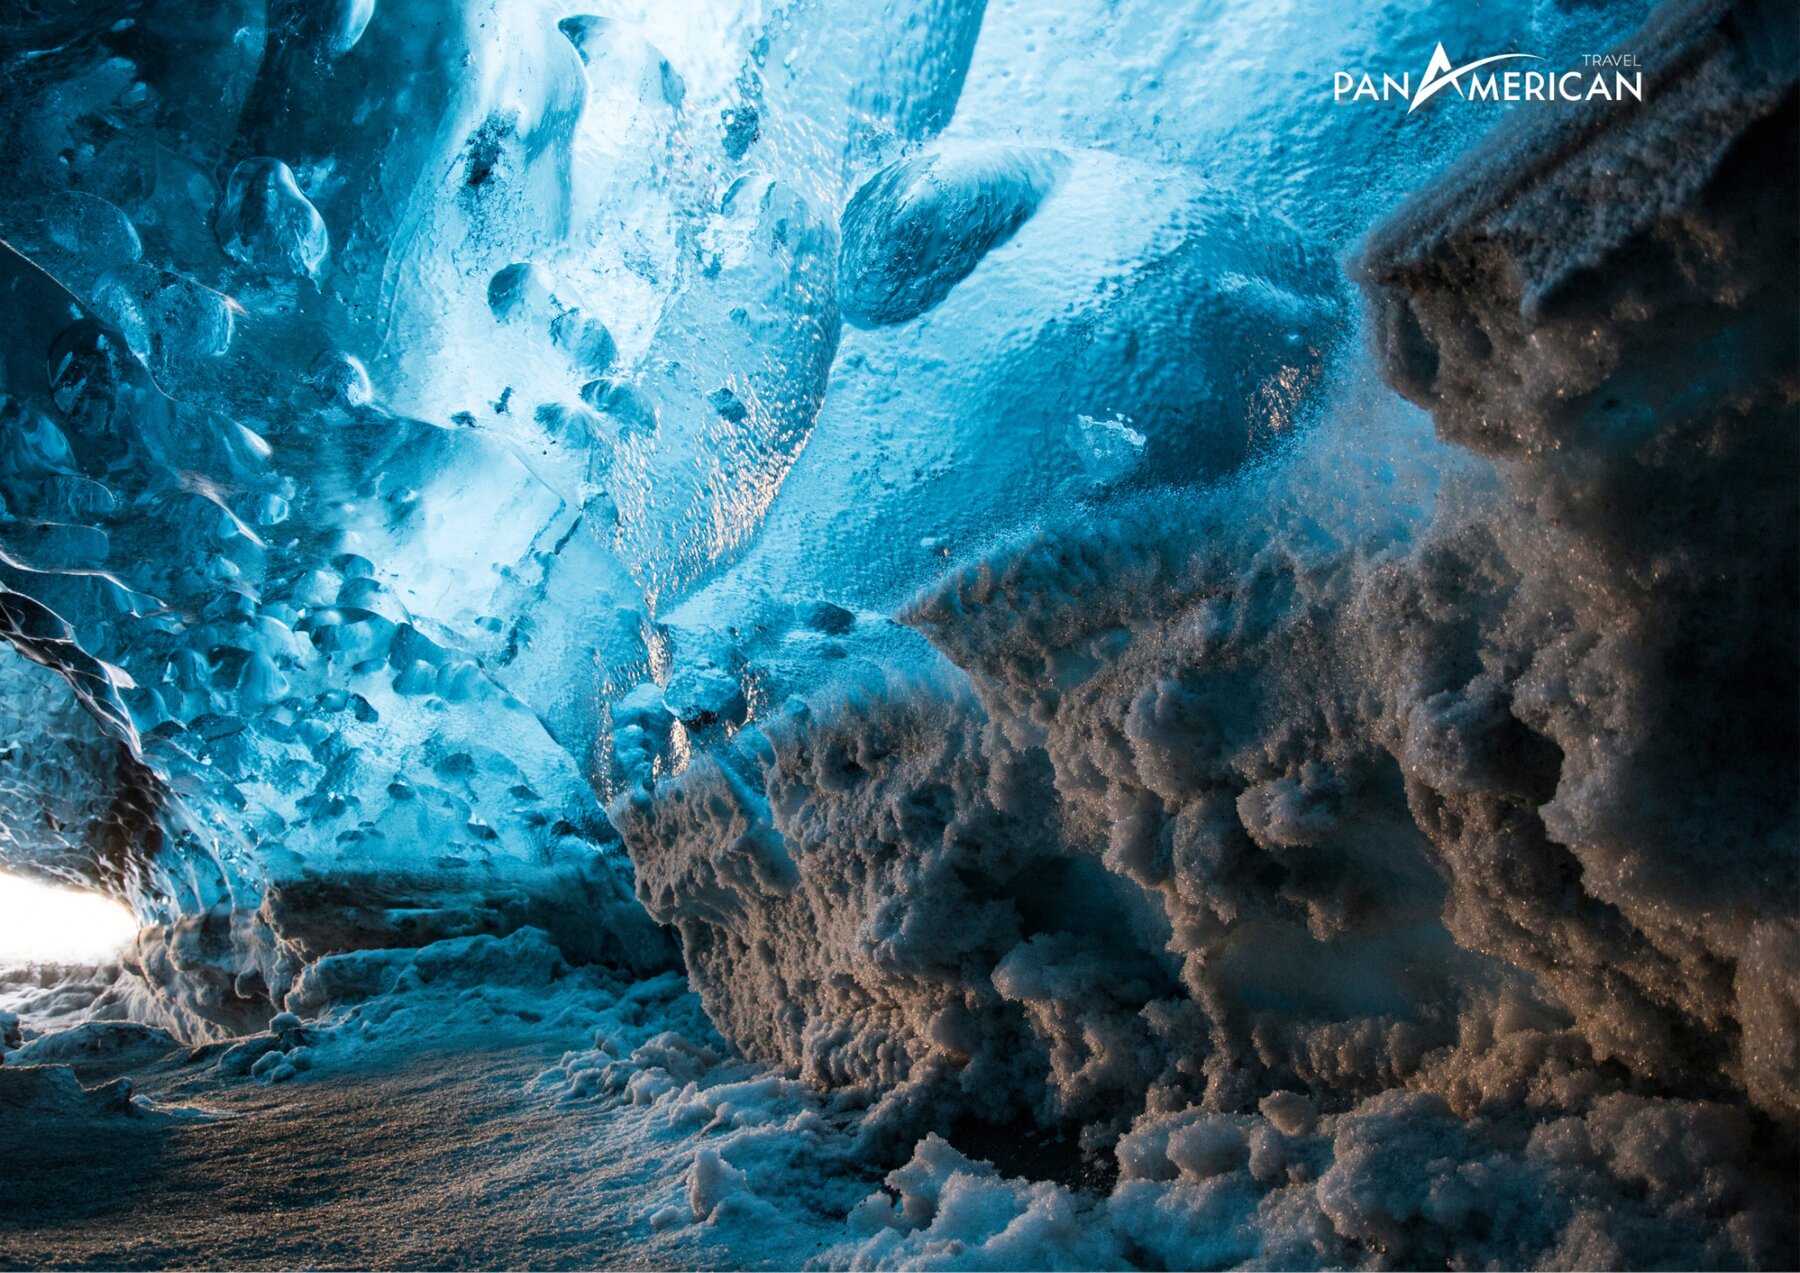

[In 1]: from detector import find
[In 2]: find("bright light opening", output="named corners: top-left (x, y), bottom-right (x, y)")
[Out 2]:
top-left (0, 872), bottom-right (137, 963)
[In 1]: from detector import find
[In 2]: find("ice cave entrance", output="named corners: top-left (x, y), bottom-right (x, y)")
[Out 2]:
top-left (0, 872), bottom-right (136, 964)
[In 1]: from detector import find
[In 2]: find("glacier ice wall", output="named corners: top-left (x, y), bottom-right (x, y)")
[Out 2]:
top-left (0, 0), bottom-right (1465, 1025)
top-left (613, 0), bottom-right (1799, 1264)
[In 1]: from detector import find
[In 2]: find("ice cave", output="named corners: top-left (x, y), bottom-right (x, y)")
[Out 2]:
top-left (0, 0), bottom-right (1794, 1267)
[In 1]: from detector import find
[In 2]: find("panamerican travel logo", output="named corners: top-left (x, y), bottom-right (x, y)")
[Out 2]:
top-left (1335, 42), bottom-right (1644, 111)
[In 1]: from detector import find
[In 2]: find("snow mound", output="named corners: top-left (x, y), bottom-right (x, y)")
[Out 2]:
top-left (612, 2), bottom-right (1800, 1265)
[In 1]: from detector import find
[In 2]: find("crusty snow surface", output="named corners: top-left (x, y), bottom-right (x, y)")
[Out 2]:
top-left (5, 918), bottom-right (1794, 1270)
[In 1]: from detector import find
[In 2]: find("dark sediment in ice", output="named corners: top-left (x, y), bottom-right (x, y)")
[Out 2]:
top-left (615, 0), bottom-right (1799, 1262)
top-left (1357, 0), bottom-right (1800, 1125)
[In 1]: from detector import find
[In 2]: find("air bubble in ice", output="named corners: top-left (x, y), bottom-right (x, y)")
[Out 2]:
top-left (216, 158), bottom-right (329, 279)
top-left (47, 320), bottom-right (132, 431)
top-left (551, 309), bottom-right (617, 373)
top-left (1070, 412), bottom-right (1147, 485)
top-left (663, 665), bottom-right (746, 732)
top-left (45, 191), bottom-right (141, 269)
top-left (798, 602), bottom-right (854, 635)
top-left (721, 105), bottom-right (760, 160)
top-left (91, 267), bottom-right (233, 365)
top-left (706, 387), bottom-right (749, 424)
top-left (487, 262), bottom-right (556, 323)
top-left (582, 377), bottom-right (658, 436)
top-left (323, 0), bottom-right (375, 57)
top-left (839, 145), bottom-right (1065, 328)
top-left (308, 350), bottom-right (373, 408)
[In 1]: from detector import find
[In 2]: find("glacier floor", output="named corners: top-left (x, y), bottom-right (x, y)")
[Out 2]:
top-left (1, 966), bottom-right (835, 1270)
top-left (3, 1042), bottom-right (702, 1269)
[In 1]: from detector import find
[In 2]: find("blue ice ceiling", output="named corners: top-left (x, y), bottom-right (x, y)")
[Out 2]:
top-left (0, 0), bottom-right (1654, 1026)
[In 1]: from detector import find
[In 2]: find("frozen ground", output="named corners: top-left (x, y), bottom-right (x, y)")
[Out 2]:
top-left (4, 923), bottom-right (1795, 1271)
top-left (3, 1013), bottom-right (743, 1267)
top-left (3, 1041), bottom-right (700, 1269)
top-left (2, 936), bottom-right (950, 1271)
top-left (0, 940), bottom-right (827, 1270)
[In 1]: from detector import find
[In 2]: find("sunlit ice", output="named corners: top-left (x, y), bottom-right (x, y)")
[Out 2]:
top-left (0, 872), bottom-right (137, 964)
